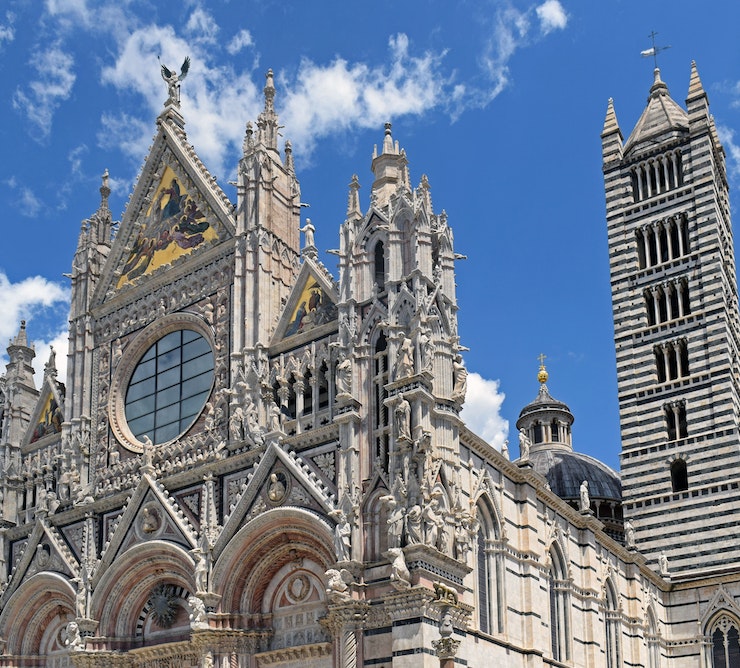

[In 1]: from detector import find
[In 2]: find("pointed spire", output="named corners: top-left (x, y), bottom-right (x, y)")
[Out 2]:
top-left (284, 140), bottom-right (295, 175)
top-left (347, 174), bottom-right (361, 219)
top-left (687, 60), bottom-right (706, 100)
top-left (382, 122), bottom-right (396, 155)
top-left (11, 320), bottom-right (28, 348)
top-left (601, 97), bottom-right (623, 164)
top-left (242, 121), bottom-right (254, 155)
top-left (257, 69), bottom-right (279, 150)
top-left (686, 60), bottom-right (710, 130)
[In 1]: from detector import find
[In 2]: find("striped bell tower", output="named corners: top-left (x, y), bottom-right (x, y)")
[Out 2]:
top-left (602, 63), bottom-right (740, 577)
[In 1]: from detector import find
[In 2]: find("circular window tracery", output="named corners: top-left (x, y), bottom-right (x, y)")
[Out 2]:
top-left (109, 313), bottom-right (215, 452)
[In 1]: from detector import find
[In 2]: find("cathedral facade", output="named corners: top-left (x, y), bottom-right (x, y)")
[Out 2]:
top-left (0, 63), bottom-right (738, 667)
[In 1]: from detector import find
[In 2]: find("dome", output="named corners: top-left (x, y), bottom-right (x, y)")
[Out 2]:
top-left (528, 448), bottom-right (621, 501)
top-left (515, 361), bottom-right (623, 541)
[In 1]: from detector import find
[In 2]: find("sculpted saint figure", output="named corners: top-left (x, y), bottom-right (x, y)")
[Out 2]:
top-left (395, 394), bottom-right (412, 441)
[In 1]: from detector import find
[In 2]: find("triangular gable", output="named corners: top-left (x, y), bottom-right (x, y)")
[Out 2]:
top-left (1, 520), bottom-right (79, 605)
top-left (94, 112), bottom-right (235, 304)
top-left (94, 474), bottom-right (199, 585)
top-left (213, 440), bottom-right (337, 560)
top-left (25, 376), bottom-right (65, 447)
top-left (271, 259), bottom-right (338, 344)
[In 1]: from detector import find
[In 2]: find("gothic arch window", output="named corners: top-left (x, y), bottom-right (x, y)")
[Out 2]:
top-left (604, 579), bottom-right (622, 668)
top-left (374, 240), bottom-right (386, 291)
top-left (373, 333), bottom-right (389, 471)
top-left (362, 489), bottom-right (388, 562)
top-left (711, 615), bottom-right (740, 668)
top-left (548, 544), bottom-right (570, 662)
top-left (476, 498), bottom-right (505, 635)
top-left (317, 361), bottom-right (330, 410)
top-left (670, 459), bottom-right (689, 492)
top-left (646, 607), bottom-right (660, 668)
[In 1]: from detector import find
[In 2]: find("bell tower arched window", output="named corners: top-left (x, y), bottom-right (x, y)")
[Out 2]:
top-left (671, 459), bottom-right (689, 492)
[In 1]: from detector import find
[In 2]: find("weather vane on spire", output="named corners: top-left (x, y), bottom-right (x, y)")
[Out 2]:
top-left (641, 31), bottom-right (671, 69)
top-left (159, 56), bottom-right (190, 106)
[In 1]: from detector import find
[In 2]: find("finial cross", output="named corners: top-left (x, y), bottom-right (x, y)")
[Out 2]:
top-left (641, 31), bottom-right (671, 69)
top-left (538, 353), bottom-right (546, 367)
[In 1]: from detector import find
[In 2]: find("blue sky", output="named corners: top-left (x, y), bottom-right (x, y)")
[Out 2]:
top-left (1, 1), bottom-right (739, 470)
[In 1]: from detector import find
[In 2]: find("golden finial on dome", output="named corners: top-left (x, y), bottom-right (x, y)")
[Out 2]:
top-left (537, 353), bottom-right (549, 384)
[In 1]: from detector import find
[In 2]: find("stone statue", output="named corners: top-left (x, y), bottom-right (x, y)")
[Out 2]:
top-left (395, 336), bottom-right (414, 379)
top-left (335, 356), bottom-right (352, 397)
top-left (394, 394), bottom-right (412, 441)
top-left (160, 56), bottom-right (190, 106)
top-left (64, 621), bottom-right (82, 649)
top-left (229, 406), bottom-right (244, 441)
top-left (579, 480), bottom-right (590, 512)
top-left (423, 497), bottom-right (444, 549)
top-left (382, 494), bottom-right (405, 549)
top-left (194, 550), bottom-right (208, 593)
top-left (405, 498), bottom-right (423, 544)
top-left (74, 578), bottom-right (87, 619)
top-left (188, 594), bottom-right (208, 628)
top-left (451, 355), bottom-right (468, 402)
top-left (141, 507), bottom-right (160, 534)
top-left (330, 509), bottom-right (352, 562)
top-left (518, 429), bottom-right (531, 461)
top-left (659, 551), bottom-right (669, 576)
top-left (268, 400), bottom-right (282, 432)
top-left (501, 439), bottom-right (509, 460)
top-left (387, 547), bottom-right (410, 590)
top-left (325, 568), bottom-right (350, 602)
top-left (300, 219), bottom-right (316, 248)
top-left (141, 435), bottom-right (154, 469)
top-left (624, 520), bottom-right (636, 549)
top-left (268, 473), bottom-right (286, 502)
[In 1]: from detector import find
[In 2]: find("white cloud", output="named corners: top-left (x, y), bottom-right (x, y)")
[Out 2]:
top-left (536, 0), bottom-right (567, 35)
top-left (19, 188), bottom-right (43, 217)
top-left (717, 125), bottom-right (740, 182)
top-left (4, 178), bottom-right (43, 217)
top-left (473, 0), bottom-right (567, 114)
top-left (32, 327), bottom-right (70, 390)
top-left (281, 33), bottom-right (447, 157)
top-left (101, 24), bottom-right (262, 178)
top-left (227, 29), bottom-right (253, 55)
top-left (461, 372), bottom-right (509, 450)
top-left (13, 45), bottom-right (76, 139)
top-left (185, 7), bottom-right (219, 45)
top-left (0, 272), bottom-right (70, 388)
top-left (0, 12), bottom-right (15, 48)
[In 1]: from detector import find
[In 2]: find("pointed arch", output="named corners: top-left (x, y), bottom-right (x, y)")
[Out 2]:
top-left (707, 612), bottom-right (740, 668)
top-left (604, 577), bottom-right (622, 668)
top-left (475, 493), bottom-right (505, 635)
top-left (646, 605), bottom-right (661, 668)
top-left (548, 542), bottom-right (571, 662)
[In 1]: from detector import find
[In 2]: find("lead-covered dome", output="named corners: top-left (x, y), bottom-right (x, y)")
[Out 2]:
top-left (516, 362), bottom-right (623, 541)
